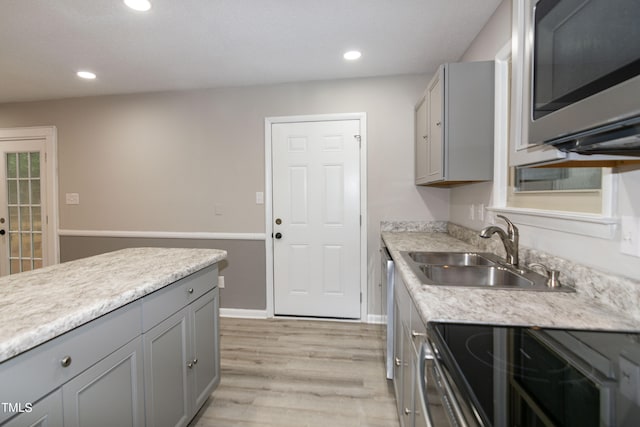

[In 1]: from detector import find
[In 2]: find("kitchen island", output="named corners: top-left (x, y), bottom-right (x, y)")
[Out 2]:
top-left (0, 247), bottom-right (226, 426)
top-left (383, 231), bottom-right (640, 330)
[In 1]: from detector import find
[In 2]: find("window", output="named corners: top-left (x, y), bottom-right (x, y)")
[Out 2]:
top-left (495, 41), bottom-right (609, 216)
top-left (490, 40), bottom-right (616, 239)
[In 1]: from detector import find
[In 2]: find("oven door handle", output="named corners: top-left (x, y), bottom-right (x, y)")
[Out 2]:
top-left (422, 341), bottom-right (471, 427)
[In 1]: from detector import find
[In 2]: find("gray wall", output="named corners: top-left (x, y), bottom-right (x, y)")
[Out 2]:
top-left (1, 74), bottom-right (451, 314)
top-left (60, 237), bottom-right (266, 310)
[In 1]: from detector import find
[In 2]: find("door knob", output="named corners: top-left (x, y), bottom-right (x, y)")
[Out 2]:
top-left (275, 232), bottom-right (282, 239)
top-left (0, 230), bottom-right (5, 236)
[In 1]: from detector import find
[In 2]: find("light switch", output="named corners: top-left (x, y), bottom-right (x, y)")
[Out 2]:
top-left (65, 193), bottom-right (80, 205)
top-left (218, 276), bottom-right (225, 288)
top-left (256, 192), bottom-right (264, 205)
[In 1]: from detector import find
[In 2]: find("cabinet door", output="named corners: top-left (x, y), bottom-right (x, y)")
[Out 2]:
top-left (415, 96), bottom-right (429, 184)
top-left (401, 323), bottom-right (414, 427)
top-left (190, 289), bottom-right (220, 411)
top-left (427, 70), bottom-right (444, 182)
top-left (3, 390), bottom-right (63, 427)
top-left (62, 337), bottom-right (144, 427)
top-left (144, 308), bottom-right (190, 427)
top-left (392, 294), bottom-right (404, 424)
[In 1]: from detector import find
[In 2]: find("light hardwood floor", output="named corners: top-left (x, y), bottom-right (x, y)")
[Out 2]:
top-left (192, 317), bottom-right (400, 427)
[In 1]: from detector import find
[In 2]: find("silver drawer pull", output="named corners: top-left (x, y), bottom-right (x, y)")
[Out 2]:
top-left (60, 356), bottom-right (72, 368)
top-left (411, 330), bottom-right (426, 338)
top-left (404, 408), bottom-right (411, 415)
top-left (187, 288), bottom-right (194, 294)
top-left (187, 361), bottom-right (194, 369)
top-left (394, 357), bottom-right (401, 367)
top-left (193, 358), bottom-right (198, 365)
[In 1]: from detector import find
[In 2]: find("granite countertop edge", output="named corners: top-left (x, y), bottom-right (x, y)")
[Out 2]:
top-left (0, 247), bottom-right (227, 363)
top-left (382, 231), bottom-right (640, 332)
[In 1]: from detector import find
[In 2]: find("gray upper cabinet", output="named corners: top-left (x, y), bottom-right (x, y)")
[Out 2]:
top-left (415, 61), bottom-right (495, 186)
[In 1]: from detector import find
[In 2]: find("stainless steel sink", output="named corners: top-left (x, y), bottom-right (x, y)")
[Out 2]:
top-left (406, 251), bottom-right (496, 266)
top-left (400, 251), bottom-right (574, 292)
top-left (419, 265), bottom-right (533, 288)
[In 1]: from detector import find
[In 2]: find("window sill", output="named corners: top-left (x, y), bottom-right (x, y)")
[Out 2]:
top-left (486, 207), bottom-right (618, 239)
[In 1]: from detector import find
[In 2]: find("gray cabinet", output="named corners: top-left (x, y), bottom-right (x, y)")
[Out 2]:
top-left (415, 61), bottom-right (495, 186)
top-left (392, 273), bottom-right (428, 427)
top-left (63, 337), bottom-right (145, 427)
top-left (0, 264), bottom-right (220, 427)
top-left (2, 390), bottom-right (63, 427)
top-left (143, 287), bottom-right (219, 427)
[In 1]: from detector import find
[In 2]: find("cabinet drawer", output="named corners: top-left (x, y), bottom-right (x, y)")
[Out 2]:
top-left (0, 301), bottom-right (142, 424)
top-left (142, 265), bottom-right (217, 332)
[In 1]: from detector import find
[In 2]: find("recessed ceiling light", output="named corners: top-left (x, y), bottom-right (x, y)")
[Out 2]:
top-left (77, 71), bottom-right (97, 80)
top-left (124, 0), bottom-right (151, 12)
top-left (343, 50), bottom-right (362, 61)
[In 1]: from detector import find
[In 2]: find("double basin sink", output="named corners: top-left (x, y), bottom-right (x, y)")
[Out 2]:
top-left (401, 251), bottom-right (573, 292)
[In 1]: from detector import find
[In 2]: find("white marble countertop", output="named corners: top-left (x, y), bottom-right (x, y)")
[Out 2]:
top-left (0, 247), bottom-right (227, 363)
top-left (382, 232), bottom-right (640, 331)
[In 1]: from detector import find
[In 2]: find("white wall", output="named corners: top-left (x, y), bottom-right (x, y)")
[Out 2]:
top-left (451, 0), bottom-right (640, 280)
top-left (0, 74), bottom-right (450, 314)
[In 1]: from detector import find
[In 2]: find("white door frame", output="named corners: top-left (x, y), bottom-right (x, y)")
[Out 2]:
top-left (0, 126), bottom-right (60, 268)
top-left (265, 113), bottom-right (368, 321)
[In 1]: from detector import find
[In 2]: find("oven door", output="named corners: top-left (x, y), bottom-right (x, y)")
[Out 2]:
top-left (418, 341), bottom-right (481, 427)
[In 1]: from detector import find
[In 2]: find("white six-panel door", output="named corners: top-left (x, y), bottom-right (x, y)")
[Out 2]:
top-left (272, 119), bottom-right (361, 319)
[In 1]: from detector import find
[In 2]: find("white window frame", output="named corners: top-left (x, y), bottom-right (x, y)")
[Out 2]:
top-left (490, 41), bottom-right (618, 239)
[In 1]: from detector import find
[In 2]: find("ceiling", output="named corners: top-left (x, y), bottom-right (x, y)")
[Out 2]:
top-left (0, 0), bottom-right (502, 103)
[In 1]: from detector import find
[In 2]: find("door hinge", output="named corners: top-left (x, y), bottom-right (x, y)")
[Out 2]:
top-left (354, 134), bottom-right (361, 148)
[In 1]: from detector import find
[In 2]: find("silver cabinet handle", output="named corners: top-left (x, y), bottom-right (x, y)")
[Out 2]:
top-left (404, 408), bottom-right (411, 415)
top-left (187, 361), bottom-right (194, 369)
top-left (187, 288), bottom-right (194, 294)
top-left (193, 358), bottom-right (198, 365)
top-left (411, 330), bottom-right (426, 338)
top-left (436, 121), bottom-right (442, 126)
top-left (60, 356), bottom-right (72, 368)
top-left (394, 357), bottom-right (401, 367)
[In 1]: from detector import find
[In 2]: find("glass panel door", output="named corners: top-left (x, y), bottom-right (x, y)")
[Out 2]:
top-left (6, 152), bottom-right (43, 273)
top-left (0, 139), bottom-right (47, 276)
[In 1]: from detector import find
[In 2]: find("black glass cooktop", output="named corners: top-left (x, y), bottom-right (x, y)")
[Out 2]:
top-left (429, 322), bottom-right (640, 427)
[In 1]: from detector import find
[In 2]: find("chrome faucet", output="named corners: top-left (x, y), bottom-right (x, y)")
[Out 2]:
top-left (479, 215), bottom-right (519, 266)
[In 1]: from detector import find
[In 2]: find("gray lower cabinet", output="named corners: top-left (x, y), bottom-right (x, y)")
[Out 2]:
top-left (143, 288), bottom-right (220, 427)
top-left (62, 337), bottom-right (145, 427)
top-left (0, 265), bottom-right (220, 427)
top-left (2, 390), bottom-right (63, 427)
top-left (392, 273), bottom-right (428, 427)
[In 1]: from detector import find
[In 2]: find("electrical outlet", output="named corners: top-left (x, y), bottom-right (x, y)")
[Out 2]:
top-left (477, 204), bottom-right (485, 222)
top-left (620, 216), bottom-right (640, 257)
top-left (218, 276), bottom-right (225, 288)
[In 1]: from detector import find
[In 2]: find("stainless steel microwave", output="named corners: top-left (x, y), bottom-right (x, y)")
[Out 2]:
top-left (525, 0), bottom-right (640, 155)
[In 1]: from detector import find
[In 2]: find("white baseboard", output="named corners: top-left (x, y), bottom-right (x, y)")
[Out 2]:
top-left (367, 314), bottom-right (386, 325)
top-left (220, 308), bottom-right (269, 319)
